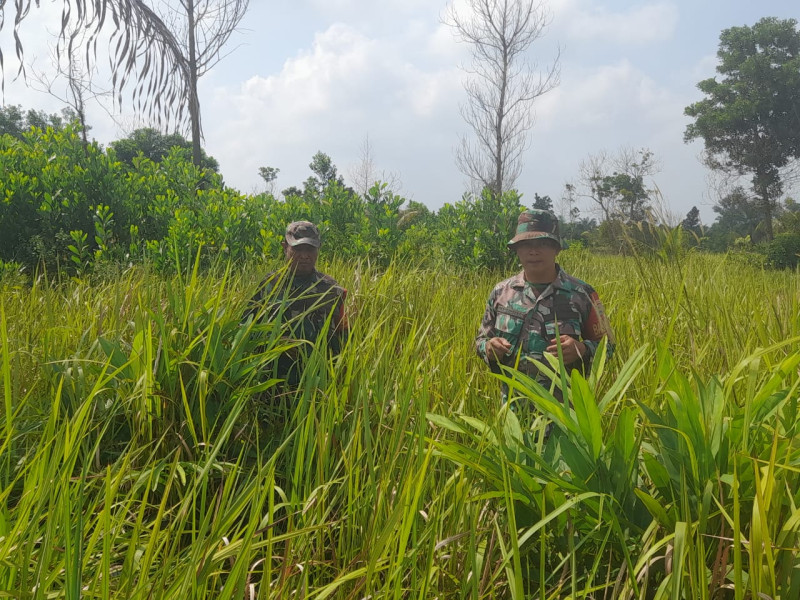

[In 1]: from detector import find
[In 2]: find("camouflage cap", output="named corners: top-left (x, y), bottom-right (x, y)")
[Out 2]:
top-left (285, 221), bottom-right (321, 248)
top-left (507, 209), bottom-right (562, 249)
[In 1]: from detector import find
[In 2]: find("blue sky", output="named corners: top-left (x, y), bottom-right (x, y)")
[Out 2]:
top-left (4, 0), bottom-right (799, 224)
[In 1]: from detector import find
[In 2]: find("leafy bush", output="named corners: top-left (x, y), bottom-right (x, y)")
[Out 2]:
top-left (766, 232), bottom-right (800, 269)
top-left (436, 188), bottom-right (522, 270)
top-left (0, 125), bottom-right (130, 268)
top-left (0, 126), bottom-right (261, 272)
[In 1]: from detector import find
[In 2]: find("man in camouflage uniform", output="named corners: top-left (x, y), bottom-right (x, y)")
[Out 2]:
top-left (476, 209), bottom-right (613, 401)
top-left (245, 221), bottom-right (348, 386)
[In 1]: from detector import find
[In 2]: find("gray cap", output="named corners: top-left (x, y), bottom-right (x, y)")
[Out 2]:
top-left (285, 221), bottom-right (321, 248)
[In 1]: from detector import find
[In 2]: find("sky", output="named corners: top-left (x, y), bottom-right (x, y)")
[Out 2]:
top-left (2, 0), bottom-right (799, 225)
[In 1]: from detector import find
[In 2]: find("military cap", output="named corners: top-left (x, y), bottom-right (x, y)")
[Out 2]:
top-left (508, 209), bottom-right (562, 249)
top-left (285, 221), bottom-right (321, 248)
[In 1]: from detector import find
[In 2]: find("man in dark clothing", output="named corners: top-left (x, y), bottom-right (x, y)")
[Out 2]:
top-left (245, 221), bottom-right (348, 386)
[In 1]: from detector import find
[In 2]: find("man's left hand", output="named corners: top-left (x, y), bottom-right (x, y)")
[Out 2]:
top-left (546, 335), bottom-right (586, 364)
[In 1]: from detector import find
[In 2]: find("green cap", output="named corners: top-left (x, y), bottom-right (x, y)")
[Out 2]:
top-left (507, 209), bottom-right (562, 249)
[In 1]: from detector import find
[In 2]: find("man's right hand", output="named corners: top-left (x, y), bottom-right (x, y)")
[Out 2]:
top-left (486, 337), bottom-right (512, 362)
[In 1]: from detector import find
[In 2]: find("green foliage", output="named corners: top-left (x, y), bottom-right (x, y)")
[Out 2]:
top-left (110, 128), bottom-right (219, 172)
top-left (705, 186), bottom-right (765, 251)
top-left (766, 233), bottom-right (800, 269)
top-left (0, 124), bottom-right (264, 272)
top-left (561, 216), bottom-right (597, 244)
top-left (67, 230), bottom-right (91, 274)
top-left (0, 260), bottom-right (24, 282)
top-left (597, 172), bottom-right (650, 223)
top-left (3, 126), bottom-right (797, 277)
top-left (0, 125), bottom-right (130, 268)
top-left (1, 253), bottom-right (799, 597)
top-left (0, 104), bottom-right (77, 139)
top-left (685, 17), bottom-right (800, 239)
top-left (680, 206), bottom-right (702, 249)
top-left (436, 188), bottom-right (522, 270)
top-left (723, 236), bottom-right (769, 269)
top-left (304, 150), bottom-right (345, 196)
top-left (532, 193), bottom-right (553, 211)
top-left (776, 196), bottom-right (800, 235)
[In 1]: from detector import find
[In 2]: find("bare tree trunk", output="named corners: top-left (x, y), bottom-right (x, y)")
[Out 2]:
top-left (758, 180), bottom-right (774, 241)
top-left (493, 44), bottom-right (508, 199)
top-left (186, 0), bottom-right (203, 168)
top-left (66, 59), bottom-right (90, 152)
top-left (447, 0), bottom-right (559, 197)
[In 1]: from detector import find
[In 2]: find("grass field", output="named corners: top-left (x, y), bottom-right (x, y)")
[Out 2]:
top-left (0, 247), bottom-right (799, 599)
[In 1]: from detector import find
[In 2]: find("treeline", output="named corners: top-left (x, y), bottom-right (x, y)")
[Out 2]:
top-left (0, 121), bottom-right (512, 273)
top-left (1, 117), bottom-right (799, 276)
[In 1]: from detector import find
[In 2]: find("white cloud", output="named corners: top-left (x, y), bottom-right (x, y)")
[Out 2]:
top-left (512, 57), bottom-right (714, 220)
top-left (559, 1), bottom-right (679, 45)
top-left (689, 53), bottom-right (719, 81)
top-left (206, 22), bottom-right (464, 199)
top-left (2, 0), bottom-right (755, 223)
top-left (309, 0), bottom-right (443, 19)
top-left (536, 60), bottom-right (680, 131)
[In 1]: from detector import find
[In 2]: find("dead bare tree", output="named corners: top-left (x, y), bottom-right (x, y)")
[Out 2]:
top-left (445, 0), bottom-right (560, 198)
top-left (0, 0), bottom-right (249, 166)
top-left (350, 135), bottom-right (377, 198)
top-left (165, 0), bottom-right (249, 165)
top-left (348, 134), bottom-right (404, 197)
top-left (575, 147), bottom-right (660, 222)
top-left (28, 30), bottom-right (115, 149)
top-left (577, 150), bottom-right (613, 221)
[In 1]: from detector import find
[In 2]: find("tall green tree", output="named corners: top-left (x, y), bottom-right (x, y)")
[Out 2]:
top-left (0, 105), bottom-right (76, 138)
top-left (304, 151), bottom-right (345, 196)
top-left (684, 17), bottom-right (800, 240)
top-left (574, 147), bottom-right (657, 223)
top-left (706, 187), bottom-right (763, 250)
top-left (258, 166), bottom-right (280, 190)
top-left (532, 193), bottom-right (553, 211)
top-left (110, 128), bottom-right (218, 171)
top-left (681, 206), bottom-right (702, 235)
top-left (776, 197), bottom-right (800, 234)
top-left (599, 172), bottom-right (650, 223)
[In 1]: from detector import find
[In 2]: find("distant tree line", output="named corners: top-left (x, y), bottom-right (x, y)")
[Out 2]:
top-left (1, 105), bottom-right (799, 277)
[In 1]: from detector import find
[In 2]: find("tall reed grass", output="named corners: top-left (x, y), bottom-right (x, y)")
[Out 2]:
top-left (0, 248), bottom-right (798, 598)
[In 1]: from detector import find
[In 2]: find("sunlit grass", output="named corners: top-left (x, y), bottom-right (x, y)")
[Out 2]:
top-left (0, 249), bottom-right (798, 598)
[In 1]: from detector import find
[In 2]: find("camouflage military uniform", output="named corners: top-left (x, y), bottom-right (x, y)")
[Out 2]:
top-left (475, 265), bottom-right (613, 393)
top-left (245, 269), bottom-right (348, 385)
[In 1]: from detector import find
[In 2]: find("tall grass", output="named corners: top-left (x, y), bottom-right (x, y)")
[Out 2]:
top-left (0, 249), bottom-right (798, 598)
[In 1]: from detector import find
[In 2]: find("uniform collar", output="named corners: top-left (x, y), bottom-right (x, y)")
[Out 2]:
top-left (510, 264), bottom-right (566, 291)
top-left (289, 269), bottom-right (322, 285)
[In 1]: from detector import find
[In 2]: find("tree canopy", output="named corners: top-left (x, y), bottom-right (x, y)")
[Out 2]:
top-left (0, 105), bottom-right (77, 138)
top-left (684, 17), bottom-right (800, 240)
top-left (110, 128), bottom-right (218, 171)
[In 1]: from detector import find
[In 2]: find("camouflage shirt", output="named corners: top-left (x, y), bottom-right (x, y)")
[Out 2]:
top-left (475, 265), bottom-right (613, 380)
top-left (245, 269), bottom-right (349, 363)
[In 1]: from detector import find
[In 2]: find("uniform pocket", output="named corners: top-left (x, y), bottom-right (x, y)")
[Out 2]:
top-left (544, 319), bottom-right (580, 339)
top-left (549, 295), bottom-right (582, 338)
top-left (494, 306), bottom-right (526, 346)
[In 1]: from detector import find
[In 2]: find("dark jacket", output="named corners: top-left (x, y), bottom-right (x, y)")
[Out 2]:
top-left (245, 269), bottom-right (348, 384)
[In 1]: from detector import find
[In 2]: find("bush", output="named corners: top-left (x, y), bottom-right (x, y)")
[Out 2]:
top-left (0, 125), bottom-right (130, 268)
top-left (436, 188), bottom-right (522, 270)
top-left (766, 233), bottom-right (800, 269)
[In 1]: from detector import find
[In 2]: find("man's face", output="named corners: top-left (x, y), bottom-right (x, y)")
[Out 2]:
top-left (514, 238), bottom-right (560, 275)
top-left (284, 242), bottom-right (319, 276)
